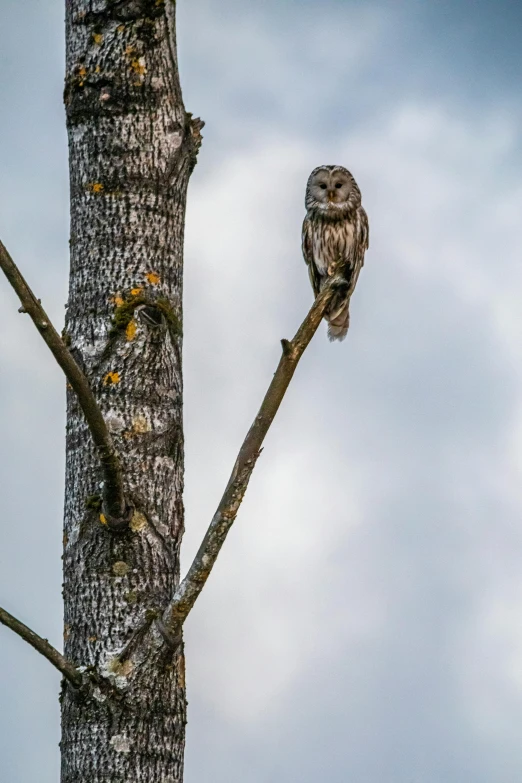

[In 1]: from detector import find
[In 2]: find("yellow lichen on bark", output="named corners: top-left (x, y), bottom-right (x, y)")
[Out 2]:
top-left (130, 511), bottom-right (148, 532)
top-left (103, 371), bottom-right (120, 385)
top-left (145, 271), bottom-right (160, 285)
top-left (126, 319), bottom-right (137, 341)
top-left (132, 415), bottom-right (150, 434)
top-left (112, 561), bottom-right (129, 577)
top-left (131, 59), bottom-right (146, 75)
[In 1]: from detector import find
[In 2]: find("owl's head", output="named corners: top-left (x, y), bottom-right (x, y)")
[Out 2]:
top-left (305, 165), bottom-right (361, 216)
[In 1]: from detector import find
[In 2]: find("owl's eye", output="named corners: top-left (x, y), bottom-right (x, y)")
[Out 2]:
top-left (319, 184), bottom-right (327, 190)
top-left (335, 182), bottom-right (343, 189)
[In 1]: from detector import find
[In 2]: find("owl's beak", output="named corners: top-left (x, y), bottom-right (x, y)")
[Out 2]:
top-left (327, 190), bottom-right (336, 202)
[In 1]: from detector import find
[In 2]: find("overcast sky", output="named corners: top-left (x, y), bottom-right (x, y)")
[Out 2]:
top-left (2, 1), bottom-right (522, 781)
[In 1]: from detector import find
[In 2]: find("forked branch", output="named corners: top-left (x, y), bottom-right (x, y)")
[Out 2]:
top-left (161, 278), bottom-right (340, 644)
top-left (0, 240), bottom-right (127, 526)
top-left (0, 605), bottom-right (82, 687)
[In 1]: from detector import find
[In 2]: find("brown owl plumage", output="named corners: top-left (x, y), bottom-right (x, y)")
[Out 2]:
top-left (302, 165), bottom-right (369, 341)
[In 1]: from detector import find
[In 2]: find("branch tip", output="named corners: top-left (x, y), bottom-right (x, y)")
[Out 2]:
top-left (280, 338), bottom-right (293, 356)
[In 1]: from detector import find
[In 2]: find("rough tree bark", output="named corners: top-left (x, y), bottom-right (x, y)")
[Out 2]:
top-left (61, 1), bottom-right (200, 780)
top-left (0, 2), bottom-right (342, 780)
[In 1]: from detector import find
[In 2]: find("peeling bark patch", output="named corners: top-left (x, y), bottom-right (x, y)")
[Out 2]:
top-left (120, 660), bottom-right (134, 677)
top-left (176, 654), bottom-right (185, 689)
top-left (110, 734), bottom-right (131, 753)
top-left (105, 413), bottom-right (125, 433)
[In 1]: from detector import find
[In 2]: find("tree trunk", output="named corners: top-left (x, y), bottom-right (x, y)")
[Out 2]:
top-left (61, 2), bottom-right (200, 780)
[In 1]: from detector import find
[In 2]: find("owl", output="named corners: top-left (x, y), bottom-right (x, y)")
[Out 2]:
top-left (302, 165), bottom-right (369, 341)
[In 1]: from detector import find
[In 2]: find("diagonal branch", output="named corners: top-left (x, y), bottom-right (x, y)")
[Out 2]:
top-left (0, 605), bottom-right (82, 687)
top-left (160, 278), bottom-right (340, 644)
top-left (0, 239), bottom-right (127, 527)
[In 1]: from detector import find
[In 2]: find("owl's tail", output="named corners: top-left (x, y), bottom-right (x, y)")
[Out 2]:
top-left (326, 287), bottom-right (350, 341)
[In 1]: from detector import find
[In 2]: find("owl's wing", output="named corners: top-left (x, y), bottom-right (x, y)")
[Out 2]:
top-left (301, 215), bottom-right (314, 265)
top-left (302, 216), bottom-right (321, 297)
top-left (346, 206), bottom-right (369, 293)
top-left (357, 206), bottom-right (369, 254)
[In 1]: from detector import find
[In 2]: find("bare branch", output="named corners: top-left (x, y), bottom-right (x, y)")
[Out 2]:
top-left (162, 278), bottom-right (340, 640)
top-left (0, 239), bottom-right (128, 526)
top-left (0, 605), bottom-right (82, 687)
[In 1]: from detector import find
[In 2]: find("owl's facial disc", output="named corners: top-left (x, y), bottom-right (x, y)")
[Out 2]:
top-left (311, 169), bottom-right (351, 206)
top-left (306, 166), bottom-right (359, 215)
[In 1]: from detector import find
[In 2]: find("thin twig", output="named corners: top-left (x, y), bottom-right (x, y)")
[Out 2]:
top-left (0, 239), bottom-right (127, 526)
top-left (0, 605), bottom-right (82, 687)
top-left (162, 278), bottom-right (340, 640)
